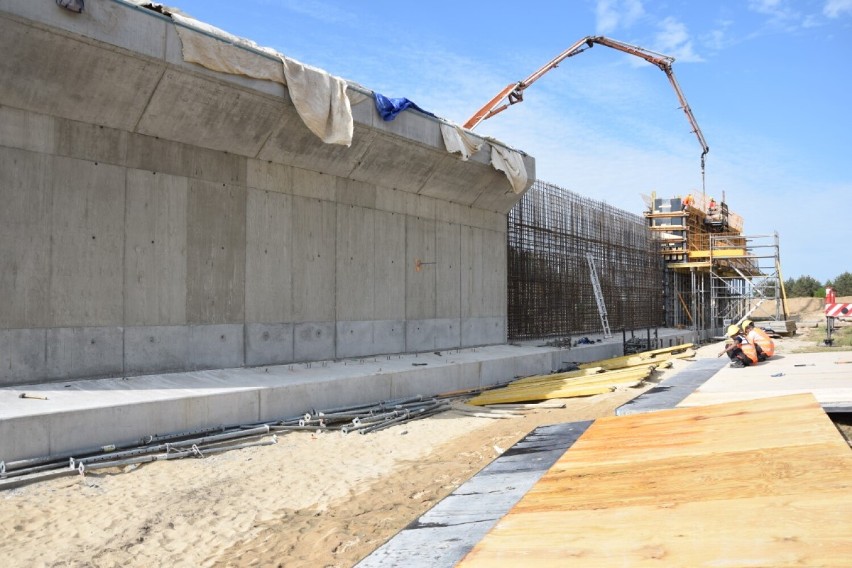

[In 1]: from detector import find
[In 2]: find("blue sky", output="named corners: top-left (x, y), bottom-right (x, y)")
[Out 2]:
top-left (169, 0), bottom-right (851, 283)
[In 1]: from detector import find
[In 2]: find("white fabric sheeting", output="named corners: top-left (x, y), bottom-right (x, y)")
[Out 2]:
top-left (171, 13), bottom-right (282, 83)
top-left (490, 145), bottom-right (529, 194)
top-left (280, 56), bottom-right (353, 147)
top-left (171, 13), bottom-right (353, 146)
top-left (440, 123), bottom-right (483, 161)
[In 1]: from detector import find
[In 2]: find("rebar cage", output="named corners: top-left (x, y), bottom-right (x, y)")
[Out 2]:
top-left (507, 180), bottom-right (665, 341)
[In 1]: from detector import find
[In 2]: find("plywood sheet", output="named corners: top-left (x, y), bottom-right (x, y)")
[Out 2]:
top-left (458, 394), bottom-right (852, 567)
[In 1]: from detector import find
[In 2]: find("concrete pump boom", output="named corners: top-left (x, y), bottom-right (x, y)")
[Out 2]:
top-left (463, 35), bottom-right (710, 194)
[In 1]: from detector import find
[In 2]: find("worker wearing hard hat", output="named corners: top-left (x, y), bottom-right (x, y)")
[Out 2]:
top-left (718, 324), bottom-right (758, 367)
top-left (742, 319), bottom-right (775, 361)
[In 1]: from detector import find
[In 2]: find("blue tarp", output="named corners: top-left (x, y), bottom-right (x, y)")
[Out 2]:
top-left (373, 93), bottom-right (434, 121)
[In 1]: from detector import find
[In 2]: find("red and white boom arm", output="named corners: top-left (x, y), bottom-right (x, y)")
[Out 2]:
top-left (463, 36), bottom-right (709, 187)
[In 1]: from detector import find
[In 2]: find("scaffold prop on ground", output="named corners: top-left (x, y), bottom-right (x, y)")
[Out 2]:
top-left (0, 395), bottom-right (459, 490)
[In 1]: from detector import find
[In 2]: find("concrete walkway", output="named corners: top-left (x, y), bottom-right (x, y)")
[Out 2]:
top-left (0, 329), bottom-right (695, 464)
top-left (0, 345), bottom-right (556, 463)
top-left (679, 350), bottom-right (852, 412)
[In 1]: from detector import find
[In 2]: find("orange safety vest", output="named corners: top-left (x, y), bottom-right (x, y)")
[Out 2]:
top-left (736, 335), bottom-right (758, 363)
top-left (747, 328), bottom-right (775, 357)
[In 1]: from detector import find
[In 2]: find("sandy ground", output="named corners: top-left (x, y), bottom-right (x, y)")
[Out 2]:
top-left (2, 330), bottom-right (847, 567)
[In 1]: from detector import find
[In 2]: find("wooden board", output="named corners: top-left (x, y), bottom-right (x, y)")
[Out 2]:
top-left (457, 394), bottom-right (852, 567)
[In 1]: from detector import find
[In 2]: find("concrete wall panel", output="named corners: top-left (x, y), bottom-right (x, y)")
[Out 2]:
top-left (49, 157), bottom-right (125, 327)
top-left (462, 317), bottom-right (506, 348)
top-left (291, 198), bottom-right (336, 322)
top-left (55, 117), bottom-right (128, 167)
top-left (0, 148), bottom-right (51, 328)
top-left (186, 180), bottom-right (246, 324)
top-left (379, 110), bottom-right (443, 149)
top-left (434, 318), bottom-right (463, 350)
top-left (246, 189), bottom-right (292, 323)
top-left (246, 323), bottom-right (294, 366)
top-left (336, 177), bottom-right (377, 209)
top-left (483, 229), bottom-right (508, 317)
top-left (406, 318), bottom-right (463, 352)
top-left (373, 211), bottom-right (406, 320)
top-left (294, 322), bottom-right (335, 362)
top-left (46, 326), bottom-right (123, 380)
top-left (336, 320), bottom-right (404, 359)
top-left (435, 221), bottom-right (461, 319)
top-left (126, 134), bottom-right (246, 186)
top-left (123, 325), bottom-right (190, 376)
top-left (136, 70), bottom-right (283, 156)
top-left (124, 169), bottom-right (188, 326)
top-left (350, 135), bottom-right (439, 193)
top-left (336, 320), bottom-right (375, 359)
top-left (0, 18), bottom-right (163, 130)
top-left (0, 328), bottom-right (47, 385)
top-left (406, 217), bottom-right (436, 320)
top-left (418, 155), bottom-right (490, 206)
top-left (3, 0), bottom-right (169, 59)
top-left (460, 226), bottom-right (486, 319)
top-left (371, 319), bottom-right (406, 355)
top-left (257, 116), bottom-right (376, 178)
top-left (0, 105), bottom-right (56, 153)
top-left (291, 166), bottom-right (336, 202)
top-left (336, 205), bottom-right (374, 321)
top-left (188, 324), bottom-right (244, 370)
top-left (247, 159), bottom-right (292, 194)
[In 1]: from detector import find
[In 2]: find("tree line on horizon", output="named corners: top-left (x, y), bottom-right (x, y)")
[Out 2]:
top-left (785, 271), bottom-right (852, 298)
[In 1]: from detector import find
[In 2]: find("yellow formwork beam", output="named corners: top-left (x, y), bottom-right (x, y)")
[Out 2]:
top-left (469, 385), bottom-right (615, 406)
top-left (578, 343), bottom-right (694, 371)
top-left (511, 367), bottom-right (602, 386)
top-left (667, 261), bottom-right (711, 269)
top-left (689, 249), bottom-right (747, 259)
top-left (468, 366), bottom-right (656, 406)
top-left (510, 366), bottom-right (655, 390)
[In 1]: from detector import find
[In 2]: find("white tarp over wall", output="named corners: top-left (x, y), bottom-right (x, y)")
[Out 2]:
top-left (161, 5), bottom-right (527, 191)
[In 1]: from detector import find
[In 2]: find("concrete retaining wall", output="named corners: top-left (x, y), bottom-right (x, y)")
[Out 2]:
top-left (0, 1), bottom-right (535, 385)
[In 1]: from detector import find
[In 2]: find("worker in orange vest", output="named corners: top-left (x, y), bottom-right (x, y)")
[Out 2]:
top-left (718, 324), bottom-right (758, 367)
top-left (742, 319), bottom-right (774, 360)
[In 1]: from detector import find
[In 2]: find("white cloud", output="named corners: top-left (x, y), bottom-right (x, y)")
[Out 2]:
top-left (654, 17), bottom-right (704, 63)
top-left (746, 0), bottom-right (816, 31)
top-left (595, 0), bottom-right (645, 34)
top-left (824, 0), bottom-right (852, 17)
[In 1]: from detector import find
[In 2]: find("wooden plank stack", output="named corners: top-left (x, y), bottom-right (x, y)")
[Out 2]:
top-left (457, 394), bottom-right (852, 567)
top-left (466, 343), bottom-right (695, 406)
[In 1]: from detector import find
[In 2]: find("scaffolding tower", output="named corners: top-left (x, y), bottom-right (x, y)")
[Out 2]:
top-left (646, 194), bottom-right (791, 340)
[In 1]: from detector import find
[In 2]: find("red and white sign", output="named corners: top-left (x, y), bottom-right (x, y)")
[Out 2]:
top-left (825, 303), bottom-right (852, 317)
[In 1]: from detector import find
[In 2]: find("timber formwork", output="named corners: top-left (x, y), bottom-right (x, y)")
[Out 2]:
top-left (646, 195), bottom-right (787, 336)
top-left (507, 181), bottom-right (664, 341)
